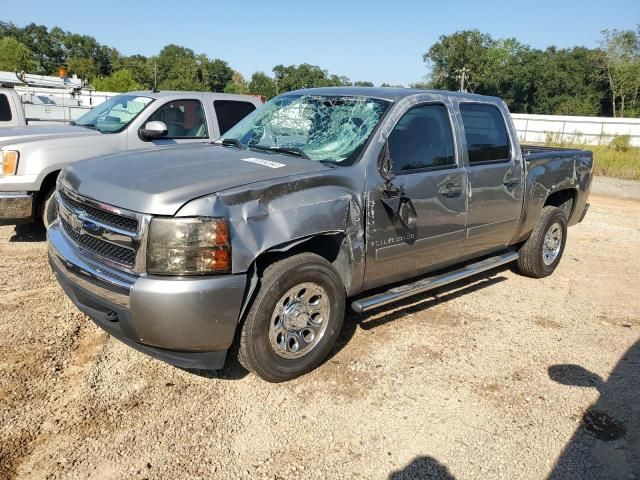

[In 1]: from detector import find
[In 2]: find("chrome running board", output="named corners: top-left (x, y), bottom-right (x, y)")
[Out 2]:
top-left (351, 251), bottom-right (519, 313)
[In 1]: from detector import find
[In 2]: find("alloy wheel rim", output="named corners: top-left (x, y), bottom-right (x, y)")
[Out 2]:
top-left (542, 222), bottom-right (563, 266)
top-left (269, 282), bottom-right (331, 359)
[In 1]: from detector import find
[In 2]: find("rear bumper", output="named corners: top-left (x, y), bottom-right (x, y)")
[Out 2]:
top-left (48, 221), bottom-right (247, 370)
top-left (0, 191), bottom-right (33, 221)
top-left (578, 202), bottom-right (590, 223)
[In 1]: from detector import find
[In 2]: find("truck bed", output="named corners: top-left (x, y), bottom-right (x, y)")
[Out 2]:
top-left (521, 144), bottom-right (590, 160)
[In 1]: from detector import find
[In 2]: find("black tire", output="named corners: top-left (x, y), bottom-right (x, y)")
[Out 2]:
top-left (517, 206), bottom-right (568, 278)
top-left (41, 188), bottom-right (58, 229)
top-left (238, 253), bottom-right (346, 382)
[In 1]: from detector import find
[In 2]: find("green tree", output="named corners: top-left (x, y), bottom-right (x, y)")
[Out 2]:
top-left (67, 57), bottom-right (99, 82)
top-left (526, 47), bottom-right (604, 116)
top-left (92, 69), bottom-right (142, 92)
top-left (248, 72), bottom-right (277, 99)
top-left (424, 30), bottom-right (495, 92)
top-left (115, 55), bottom-right (154, 88)
top-left (202, 57), bottom-right (234, 92)
top-left (423, 30), bottom-right (608, 115)
top-left (272, 63), bottom-right (334, 92)
top-left (223, 71), bottom-right (248, 94)
top-left (17, 23), bottom-right (65, 73)
top-left (155, 44), bottom-right (202, 90)
top-left (0, 36), bottom-right (38, 72)
top-left (597, 29), bottom-right (640, 117)
top-left (353, 81), bottom-right (374, 87)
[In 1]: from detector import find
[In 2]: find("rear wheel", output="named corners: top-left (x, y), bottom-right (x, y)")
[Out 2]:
top-left (238, 253), bottom-right (346, 382)
top-left (517, 206), bottom-right (567, 278)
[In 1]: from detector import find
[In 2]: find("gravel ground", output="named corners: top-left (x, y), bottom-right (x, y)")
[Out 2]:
top-left (1, 176), bottom-right (639, 480)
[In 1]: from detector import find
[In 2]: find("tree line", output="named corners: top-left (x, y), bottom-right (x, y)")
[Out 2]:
top-left (422, 29), bottom-right (640, 118)
top-left (0, 21), bottom-right (638, 117)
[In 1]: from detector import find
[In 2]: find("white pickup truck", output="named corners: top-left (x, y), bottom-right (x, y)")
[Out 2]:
top-left (0, 90), bottom-right (262, 226)
top-left (0, 88), bottom-right (30, 127)
top-left (0, 87), bottom-right (96, 127)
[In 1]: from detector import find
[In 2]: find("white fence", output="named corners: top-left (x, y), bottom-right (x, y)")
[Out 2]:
top-left (511, 113), bottom-right (640, 147)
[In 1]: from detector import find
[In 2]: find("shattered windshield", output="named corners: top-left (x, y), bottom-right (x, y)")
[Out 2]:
top-left (220, 94), bottom-right (390, 164)
top-left (74, 94), bottom-right (154, 133)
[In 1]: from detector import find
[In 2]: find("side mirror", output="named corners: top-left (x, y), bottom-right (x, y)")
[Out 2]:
top-left (548, 364), bottom-right (604, 391)
top-left (139, 121), bottom-right (168, 140)
top-left (378, 141), bottom-right (395, 187)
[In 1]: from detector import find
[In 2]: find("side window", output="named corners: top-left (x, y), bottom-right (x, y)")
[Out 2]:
top-left (147, 100), bottom-right (208, 138)
top-left (0, 94), bottom-right (12, 122)
top-left (214, 100), bottom-right (256, 135)
top-left (388, 104), bottom-right (456, 173)
top-left (460, 104), bottom-right (511, 164)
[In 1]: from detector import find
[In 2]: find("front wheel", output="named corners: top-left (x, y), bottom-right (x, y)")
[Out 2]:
top-left (517, 206), bottom-right (568, 278)
top-left (238, 253), bottom-right (346, 382)
top-left (41, 188), bottom-right (58, 229)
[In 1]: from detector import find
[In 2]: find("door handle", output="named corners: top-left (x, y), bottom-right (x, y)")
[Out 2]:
top-left (503, 179), bottom-right (520, 188)
top-left (439, 184), bottom-right (463, 198)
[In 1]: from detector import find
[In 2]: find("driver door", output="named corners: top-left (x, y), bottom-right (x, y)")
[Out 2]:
top-left (129, 99), bottom-right (210, 148)
top-left (363, 103), bottom-right (468, 290)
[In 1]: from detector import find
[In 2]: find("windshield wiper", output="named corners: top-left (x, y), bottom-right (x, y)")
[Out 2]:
top-left (219, 137), bottom-right (245, 149)
top-left (249, 144), bottom-right (310, 160)
top-left (75, 123), bottom-right (97, 130)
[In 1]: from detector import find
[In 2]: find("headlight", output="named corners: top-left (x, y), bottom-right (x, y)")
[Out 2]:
top-left (147, 217), bottom-right (231, 275)
top-left (1, 150), bottom-right (19, 175)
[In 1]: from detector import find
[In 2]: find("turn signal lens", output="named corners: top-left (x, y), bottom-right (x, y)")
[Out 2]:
top-left (1, 150), bottom-right (19, 175)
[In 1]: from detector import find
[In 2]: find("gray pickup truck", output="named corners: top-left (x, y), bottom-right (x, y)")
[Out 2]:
top-left (0, 91), bottom-right (261, 226)
top-left (48, 87), bottom-right (593, 382)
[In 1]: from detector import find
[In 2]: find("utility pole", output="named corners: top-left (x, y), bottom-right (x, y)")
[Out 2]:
top-left (456, 66), bottom-right (470, 92)
top-left (153, 61), bottom-right (158, 92)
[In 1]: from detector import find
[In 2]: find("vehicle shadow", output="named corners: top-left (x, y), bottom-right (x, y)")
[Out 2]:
top-left (6, 222), bottom-right (46, 242)
top-left (547, 340), bottom-right (640, 479)
top-left (187, 266), bottom-right (510, 382)
top-left (388, 455), bottom-right (455, 479)
top-left (324, 267), bottom-right (508, 365)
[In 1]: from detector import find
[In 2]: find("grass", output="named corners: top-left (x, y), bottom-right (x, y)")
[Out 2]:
top-left (539, 134), bottom-right (640, 181)
top-left (587, 144), bottom-right (640, 180)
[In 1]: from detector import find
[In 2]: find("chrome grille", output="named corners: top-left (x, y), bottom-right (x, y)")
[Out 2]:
top-left (60, 217), bottom-right (136, 266)
top-left (56, 187), bottom-right (149, 274)
top-left (59, 190), bottom-right (138, 232)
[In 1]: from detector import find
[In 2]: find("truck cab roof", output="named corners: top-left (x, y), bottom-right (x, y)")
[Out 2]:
top-left (125, 90), bottom-right (262, 104)
top-left (282, 86), bottom-right (503, 104)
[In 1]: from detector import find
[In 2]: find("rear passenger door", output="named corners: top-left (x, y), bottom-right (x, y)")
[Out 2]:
top-left (364, 103), bottom-right (467, 289)
top-left (213, 100), bottom-right (257, 137)
top-left (460, 103), bottom-right (524, 257)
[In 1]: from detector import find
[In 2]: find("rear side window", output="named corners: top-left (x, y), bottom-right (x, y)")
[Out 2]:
top-left (460, 104), bottom-right (510, 164)
top-left (388, 104), bottom-right (456, 173)
top-left (214, 100), bottom-right (256, 135)
top-left (0, 94), bottom-right (12, 121)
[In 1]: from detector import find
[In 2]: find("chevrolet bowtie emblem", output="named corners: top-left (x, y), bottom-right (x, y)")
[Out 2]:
top-left (69, 211), bottom-right (84, 233)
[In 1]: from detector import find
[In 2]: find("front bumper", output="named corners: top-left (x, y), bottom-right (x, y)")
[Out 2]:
top-left (48, 220), bottom-right (247, 370)
top-left (0, 191), bottom-right (33, 221)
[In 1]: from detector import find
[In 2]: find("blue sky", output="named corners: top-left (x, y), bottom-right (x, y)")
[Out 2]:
top-left (5, 0), bottom-right (639, 86)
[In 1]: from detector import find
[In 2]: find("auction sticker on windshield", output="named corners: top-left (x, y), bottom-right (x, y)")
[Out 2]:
top-left (241, 158), bottom-right (286, 169)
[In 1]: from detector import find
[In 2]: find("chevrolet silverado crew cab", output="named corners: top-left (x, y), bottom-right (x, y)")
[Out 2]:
top-left (0, 90), bottom-right (261, 227)
top-left (48, 87), bottom-right (593, 382)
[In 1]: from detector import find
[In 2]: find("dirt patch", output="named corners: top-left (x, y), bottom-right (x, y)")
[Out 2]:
top-left (1, 177), bottom-right (639, 479)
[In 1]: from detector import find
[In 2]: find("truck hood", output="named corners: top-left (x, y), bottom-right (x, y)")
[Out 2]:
top-left (61, 144), bottom-right (331, 216)
top-left (0, 125), bottom-right (98, 145)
